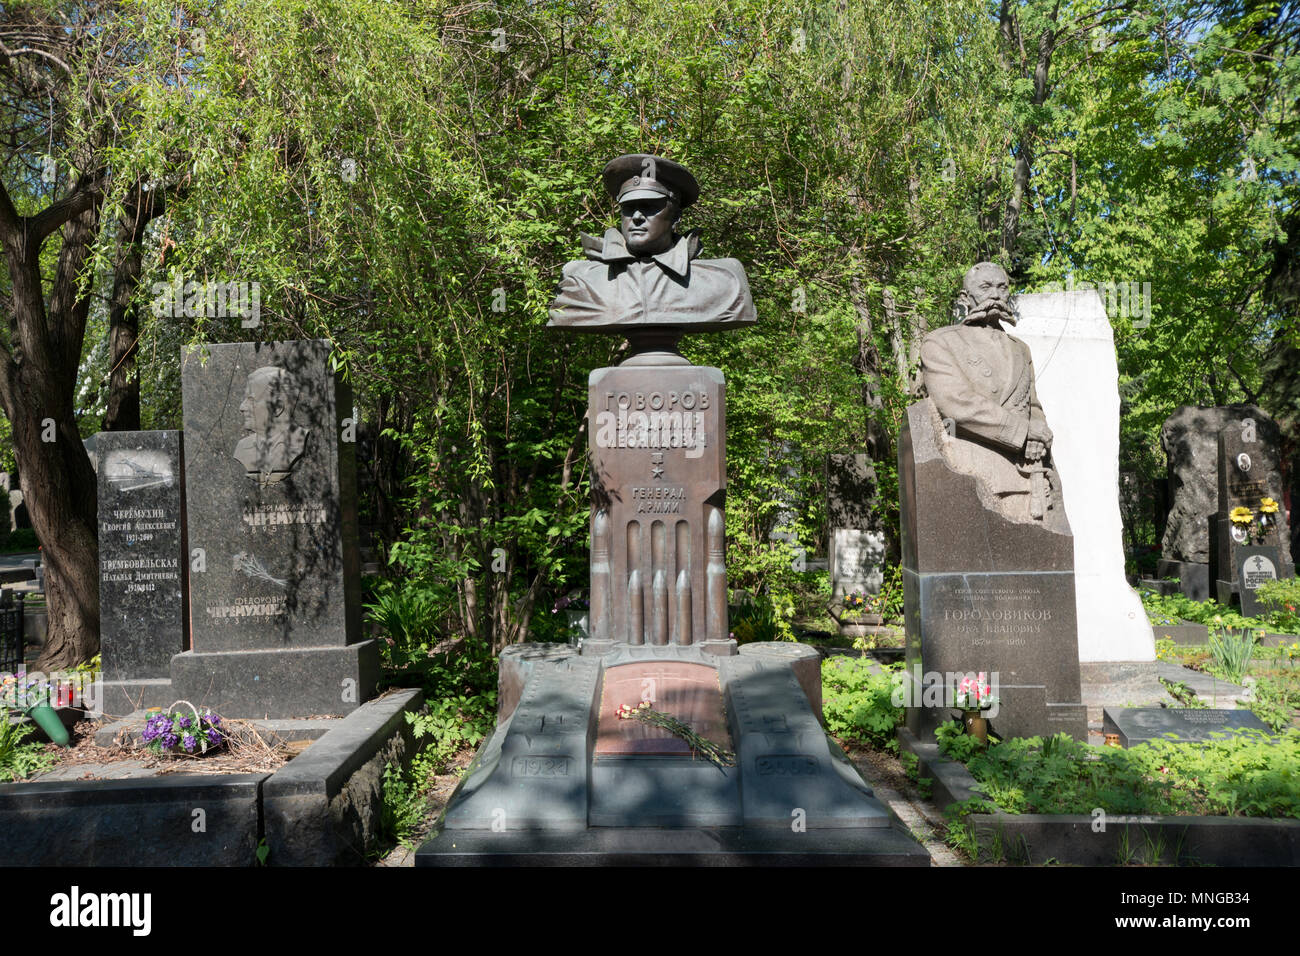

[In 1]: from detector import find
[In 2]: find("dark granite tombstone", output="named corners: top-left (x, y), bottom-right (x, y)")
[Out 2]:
top-left (1102, 706), bottom-right (1270, 747)
top-left (419, 156), bottom-right (922, 865)
top-left (1160, 405), bottom-right (1283, 600)
top-left (1210, 415), bottom-right (1294, 606)
top-left (170, 340), bottom-right (378, 718)
top-left (97, 431), bottom-right (188, 715)
top-left (900, 263), bottom-right (1086, 742)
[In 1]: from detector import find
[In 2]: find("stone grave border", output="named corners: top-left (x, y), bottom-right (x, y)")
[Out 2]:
top-left (1154, 622), bottom-right (1298, 647)
top-left (0, 688), bottom-right (422, 866)
top-left (899, 726), bottom-right (1300, 866)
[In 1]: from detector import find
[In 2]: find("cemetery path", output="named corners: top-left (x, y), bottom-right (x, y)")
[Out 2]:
top-left (846, 745), bottom-right (968, 867)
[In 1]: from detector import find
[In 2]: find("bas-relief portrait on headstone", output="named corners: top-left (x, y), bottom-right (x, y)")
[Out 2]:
top-left (920, 262), bottom-right (1068, 532)
top-left (233, 366), bottom-right (311, 486)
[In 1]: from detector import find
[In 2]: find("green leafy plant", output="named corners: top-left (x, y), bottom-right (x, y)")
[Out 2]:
top-left (730, 590), bottom-right (787, 644)
top-left (934, 719), bottom-right (985, 763)
top-left (1256, 578), bottom-right (1300, 635)
top-left (1245, 674), bottom-right (1299, 732)
top-left (935, 729), bottom-right (1300, 819)
top-left (821, 658), bottom-right (903, 750)
top-left (380, 761), bottom-right (428, 849)
top-left (1207, 626), bottom-right (1258, 684)
top-left (0, 709), bottom-right (56, 782)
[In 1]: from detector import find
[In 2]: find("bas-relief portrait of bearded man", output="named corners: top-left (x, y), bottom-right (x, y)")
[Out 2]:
top-left (547, 154), bottom-right (756, 332)
top-left (920, 262), bottom-right (1068, 532)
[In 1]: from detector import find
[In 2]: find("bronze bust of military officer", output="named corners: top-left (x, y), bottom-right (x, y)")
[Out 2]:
top-left (548, 154), bottom-right (756, 361)
top-left (920, 262), bottom-right (1067, 530)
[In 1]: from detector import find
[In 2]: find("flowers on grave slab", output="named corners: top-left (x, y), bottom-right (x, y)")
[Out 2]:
top-left (1229, 506), bottom-right (1255, 526)
top-left (1259, 497), bottom-right (1280, 515)
top-left (953, 672), bottom-right (998, 712)
top-left (615, 700), bottom-right (736, 769)
top-left (142, 700), bottom-right (225, 756)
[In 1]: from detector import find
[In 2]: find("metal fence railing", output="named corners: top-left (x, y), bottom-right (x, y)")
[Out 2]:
top-left (0, 589), bottom-right (25, 676)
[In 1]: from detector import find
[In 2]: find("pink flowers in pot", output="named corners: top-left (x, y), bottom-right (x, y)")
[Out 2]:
top-left (954, 672), bottom-right (999, 711)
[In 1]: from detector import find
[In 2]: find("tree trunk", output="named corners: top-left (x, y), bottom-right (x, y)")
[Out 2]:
top-left (102, 188), bottom-right (165, 432)
top-left (0, 194), bottom-right (103, 671)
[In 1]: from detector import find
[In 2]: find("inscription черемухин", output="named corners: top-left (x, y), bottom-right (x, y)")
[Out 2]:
top-left (242, 504), bottom-right (328, 528)
top-left (205, 595), bottom-right (288, 620)
top-left (630, 485), bottom-right (686, 514)
top-left (100, 507), bottom-right (178, 537)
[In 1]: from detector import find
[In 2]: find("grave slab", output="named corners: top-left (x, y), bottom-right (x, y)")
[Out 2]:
top-left (1102, 706), bottom-right (1270, 747)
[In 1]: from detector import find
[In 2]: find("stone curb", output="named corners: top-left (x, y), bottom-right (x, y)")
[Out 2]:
top-left (898, 726), bottom-right (1300, 866)
top-left (0, 689), bottom-right (423, 866)
top-left (262, 688), bottom-right (424, 866)
top-left (0, 773), bottom-right (265, 866)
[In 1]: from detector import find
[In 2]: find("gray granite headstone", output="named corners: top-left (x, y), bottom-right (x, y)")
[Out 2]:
top-left (170, 340), bottom-right (378, 718)
top-left (900, 400), bottom-right (1086, 741)
top-left (1102, 706), bottom-right (1270, 747)
top-left (826, 453), bottom-right (885, 603)
top-left (97, 430), bottom-right (187, 714)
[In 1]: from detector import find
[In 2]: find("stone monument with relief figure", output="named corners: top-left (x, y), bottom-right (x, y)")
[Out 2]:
top-left (900, 263), bottom-right (1086, 742)
top-left (170, 340), bottom-right (378, 718)
top-left (418, 156), bottom-right (923, 865)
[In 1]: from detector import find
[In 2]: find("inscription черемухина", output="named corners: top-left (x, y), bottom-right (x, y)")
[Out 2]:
top-left (205, 595), bottom-right (288, 620)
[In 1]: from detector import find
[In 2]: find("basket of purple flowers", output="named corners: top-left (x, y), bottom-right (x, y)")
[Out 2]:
top-left (141, 700), bottom-right (226, 757)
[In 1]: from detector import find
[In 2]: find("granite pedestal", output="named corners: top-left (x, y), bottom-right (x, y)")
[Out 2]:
top-left (900, 401), bottom-right (1086, 742)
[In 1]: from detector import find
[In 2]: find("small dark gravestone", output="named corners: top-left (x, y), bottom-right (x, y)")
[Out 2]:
top-left (1160, 405), bottom-right (1285, 600)
top-left (1210, 414), bottom-right (1294, 606)
top-left (419, 156), bottom-right (921, 866)
top-left (170, 340), bottom-right (378, 718)
top-left (1102, 706), bottom-right (1270, 747)
top-left (97, 431), bottom-right (188, 715)
top-left (900, 263), bottom-right (1086, 742)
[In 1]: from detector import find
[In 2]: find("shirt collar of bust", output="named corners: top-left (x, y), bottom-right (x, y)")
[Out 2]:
top-left (581, 228), bottom-right (701, 277)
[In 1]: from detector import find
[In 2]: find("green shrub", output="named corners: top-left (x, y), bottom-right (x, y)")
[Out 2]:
top-left (821, 657), bottom-right (903, 750)
top-left (936, 728), bottom-right (1300, 818)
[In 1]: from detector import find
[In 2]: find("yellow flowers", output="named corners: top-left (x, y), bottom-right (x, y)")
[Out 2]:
top-left (1260, 497), bottom-right (1279, 515)
top-left (1229, 506), bottom-right (1254, 525)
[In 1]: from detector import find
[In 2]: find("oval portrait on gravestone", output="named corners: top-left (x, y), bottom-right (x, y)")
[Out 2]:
top-left (1237, 452), bottom-right (1252, 473)
top-left (232, 366), bottom-right (311, 486)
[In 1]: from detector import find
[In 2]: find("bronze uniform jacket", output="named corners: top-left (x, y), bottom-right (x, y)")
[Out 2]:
top-left (547, 229), bottom-right (755, 331)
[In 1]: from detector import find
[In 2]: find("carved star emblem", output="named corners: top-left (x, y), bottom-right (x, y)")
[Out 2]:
top-left (651, 452), bottom-right (665, 480)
